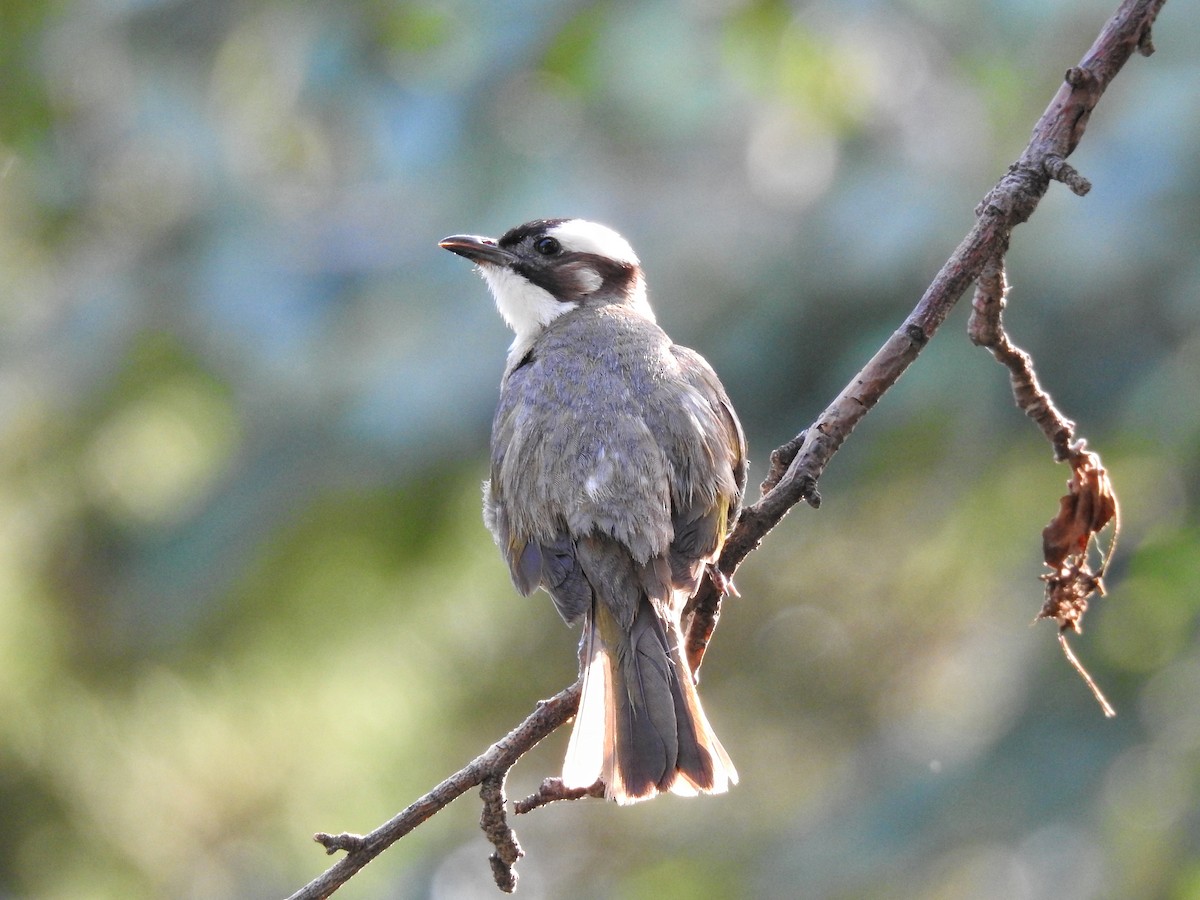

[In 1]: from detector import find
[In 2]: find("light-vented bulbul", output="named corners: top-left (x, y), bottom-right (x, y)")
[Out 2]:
top-left (441, 218), bottom-right (745, 803)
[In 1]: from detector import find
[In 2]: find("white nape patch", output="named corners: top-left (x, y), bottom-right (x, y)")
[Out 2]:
top-left (548, 219), bottom-right (639, 266)
top-left (550, 219), bottom-right (656, 321)
top-left (627, 272), bottom-right (655, 323)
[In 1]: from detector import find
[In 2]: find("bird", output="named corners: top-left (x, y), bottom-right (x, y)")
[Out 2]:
top-left (440, 218), bottom-right (746, 804)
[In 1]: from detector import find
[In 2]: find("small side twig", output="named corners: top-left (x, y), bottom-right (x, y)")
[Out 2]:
top-left (967, 247), bottom-right (1121, 716)
top-left (758, 432), bottom-right (806, 495)
top-left (514, 777), bottom-right (606, 814)
top-left (967, 253), bottom-right (1078, 460)
top-left (481, 775), bottom-right (523, 893)
top-left (1043, 153), bottom-right (1092, 196)
top-left (314, 833), bottom-right (364, 856)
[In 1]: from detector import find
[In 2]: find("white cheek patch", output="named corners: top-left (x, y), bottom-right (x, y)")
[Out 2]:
top-left (573, 265), bottom-right (603, 294)
top-left (548, 219), bottom-right (639, 265)
top-left (480, 265), bottom-right (577, 340)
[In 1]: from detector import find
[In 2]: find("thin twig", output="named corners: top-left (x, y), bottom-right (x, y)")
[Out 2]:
top-left (1059, 632), bottom-right (1118, 718)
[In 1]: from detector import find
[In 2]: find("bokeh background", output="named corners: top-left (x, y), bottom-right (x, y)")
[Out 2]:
top-left (3, 0), bottom-right (1199, 897)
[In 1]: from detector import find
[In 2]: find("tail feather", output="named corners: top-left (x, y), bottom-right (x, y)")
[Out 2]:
top-left (613, 602), bottom-right (678, 799)
top-left (562, 619), bottom-right (611, 791)
top-left (668, 640), bottom-right (737, 795)
top-left (563, 597), bottom-right (736, 804)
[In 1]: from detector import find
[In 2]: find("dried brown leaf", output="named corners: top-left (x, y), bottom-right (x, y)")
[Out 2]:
top-left (1036, 449), bottom-right (1120, 717)
top-left (1042, 450), bottom-right (1117, 569)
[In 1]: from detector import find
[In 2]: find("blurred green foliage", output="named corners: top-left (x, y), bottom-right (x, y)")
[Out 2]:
top-left (1, 0), bottom-right (1198, 897)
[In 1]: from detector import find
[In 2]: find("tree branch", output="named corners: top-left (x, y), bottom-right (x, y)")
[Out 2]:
top-left (287, 683), bottom-right (580, 900)
top-left (684, 0), bottom-right (1165, 673)
top-left (289, 1), bottom-right (1166, 895)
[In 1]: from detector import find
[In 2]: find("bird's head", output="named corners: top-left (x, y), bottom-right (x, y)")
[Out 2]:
top-left (440, 218), bottom-right (654, 346)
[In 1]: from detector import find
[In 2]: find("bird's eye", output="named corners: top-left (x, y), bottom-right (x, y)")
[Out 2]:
top-left (534, 236), bottom-right (561, 256)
